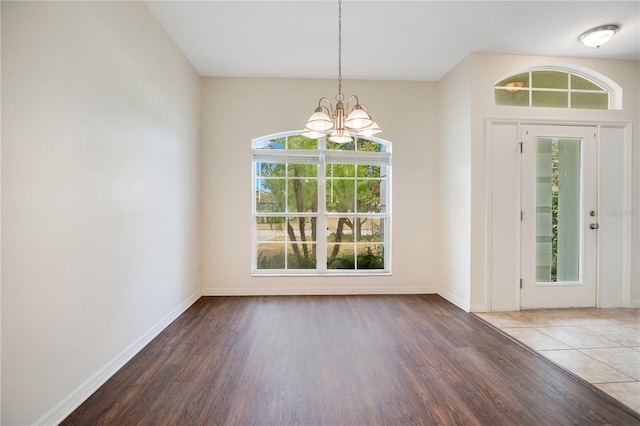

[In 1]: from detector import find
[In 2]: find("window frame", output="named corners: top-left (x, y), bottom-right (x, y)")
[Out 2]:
top-left (494, 66), bottom-right (622, 110)
top-left (252, 131), bottom-right (392, 276)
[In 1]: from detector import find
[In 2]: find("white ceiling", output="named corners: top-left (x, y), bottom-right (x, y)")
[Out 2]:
top-left (144, 1), bottom-right (640, 81)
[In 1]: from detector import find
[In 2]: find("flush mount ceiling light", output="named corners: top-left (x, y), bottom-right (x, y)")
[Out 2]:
top-left (579, 24), bottom-right (619, 48)
top-left (302, 0), bottom-right (381, 143)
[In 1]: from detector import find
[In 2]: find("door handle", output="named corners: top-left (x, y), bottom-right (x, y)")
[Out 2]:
top-left (590, 223), bottom-right (599, 230)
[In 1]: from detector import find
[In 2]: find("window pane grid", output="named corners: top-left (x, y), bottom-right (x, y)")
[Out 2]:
top-left (495, 87), bottom-right (607, 94)
top-left (495, 69), bottom-right (610, 109)
top-left (255, 216), bottom-right (318, 270)
top-left (326, 217), bottom-right (386, 271)
top-left (496, 87), bottom-right (606, 93)
top-left (325, 213), bottom-right (385, 218)
top-left (253, 132), bottom-right (391, 275)
top-left (258, 212), bottom-right (318, 218)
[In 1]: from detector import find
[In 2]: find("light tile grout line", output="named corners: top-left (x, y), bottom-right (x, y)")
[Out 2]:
top-left (480, 309), bottom-right (640, 412)
top-left (574, 347), bottom-right (639, 383)
top-left (507, 318), bottom-right (637, 374)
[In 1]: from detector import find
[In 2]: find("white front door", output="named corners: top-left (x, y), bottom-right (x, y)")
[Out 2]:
top-left (521, 125), bottom-right (598, 308)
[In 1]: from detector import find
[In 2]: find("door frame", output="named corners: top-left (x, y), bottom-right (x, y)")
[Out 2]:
top-left (485, 118), bottom-right (633, 311)
top-left (520, 124), bottom-right (598, 309)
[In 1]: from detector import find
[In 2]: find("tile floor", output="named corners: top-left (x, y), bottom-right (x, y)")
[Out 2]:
top-left (476, 308), bottom-right (640, 414)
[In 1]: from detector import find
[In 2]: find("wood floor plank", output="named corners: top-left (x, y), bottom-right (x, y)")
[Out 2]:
top-left (62, 295), bottom-right (640, 425)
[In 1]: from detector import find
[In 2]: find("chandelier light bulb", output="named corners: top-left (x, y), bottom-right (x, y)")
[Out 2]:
top-left (329, 129), bottom-right (353, 143)
top-left (306, 108), bottom-right (334, 131)
top-left (303, 128), bottom-right (328, 139)
top-left (345, 106), bottom-right (373, 130)
top-left (357, 121), bottom-right (382, 137)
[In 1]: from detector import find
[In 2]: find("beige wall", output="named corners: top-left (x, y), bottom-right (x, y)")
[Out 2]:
top-left (201, 77), bottom-right (439, 295)
top-left (435, 56), bottom-right (472, 310)
top-left (469, 53), bottom-right (640, 310)
top-left (436, 53), bottom-right (639, 311)
top-left (2, 2), bottom-right (638, 423)
top-left (1, 2), bottom-right (201, 424)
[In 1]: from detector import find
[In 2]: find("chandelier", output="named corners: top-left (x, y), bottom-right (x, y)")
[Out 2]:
top-left (302, 0), bottom-right (381, 143)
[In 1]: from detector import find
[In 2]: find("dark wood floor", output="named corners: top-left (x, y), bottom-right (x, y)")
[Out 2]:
top-left (63, 295), bottom-right (640, 425)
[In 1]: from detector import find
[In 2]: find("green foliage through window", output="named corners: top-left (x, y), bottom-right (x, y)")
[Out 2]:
top-left (253, 132), bottom-right (391, 275)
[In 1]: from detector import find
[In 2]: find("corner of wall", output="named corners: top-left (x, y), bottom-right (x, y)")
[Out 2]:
top-left (434, 54), bottom-right (473, 312)
top-left (2, 2), bottom-right (204, 423)
top-left (34, 291), bottom-right (201, 426)
top-left (437, 288), bottom-right (471, 312)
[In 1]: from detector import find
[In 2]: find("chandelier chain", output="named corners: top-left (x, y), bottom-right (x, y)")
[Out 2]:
top-left (337, 0), bottom-right (343, 102)
top-left (303, 0), bottom-right (381, 141)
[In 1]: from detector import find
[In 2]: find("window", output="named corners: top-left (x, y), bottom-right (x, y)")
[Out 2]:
top-left (495, 67), bottom-right (620, 110)
top-left (253, 132), bottom-right (391, 275)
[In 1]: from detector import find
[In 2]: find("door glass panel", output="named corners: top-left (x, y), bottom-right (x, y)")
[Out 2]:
top-left (536, 138), bottom-right (581, 282)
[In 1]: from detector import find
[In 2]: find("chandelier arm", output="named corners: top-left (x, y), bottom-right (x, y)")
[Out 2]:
top-left (318, 97), bottom-right (335, 116)
top-left (346, 95), bottom-right (361, 110)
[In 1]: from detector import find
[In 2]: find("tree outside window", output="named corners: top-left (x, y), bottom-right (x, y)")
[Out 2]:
top-left (253, 133), bottom-right (391, 275)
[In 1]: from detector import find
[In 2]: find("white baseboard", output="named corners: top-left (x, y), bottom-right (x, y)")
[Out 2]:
top-left (631, 298), bottom-right (640, 308)
top-left (437, 288), bottom-right (471, 312)
top-left (202, 286), bottom-right (437, 296)
top-left (35, 290), bottom-right (201, 426)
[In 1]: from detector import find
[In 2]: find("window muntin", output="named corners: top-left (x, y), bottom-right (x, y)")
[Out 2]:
top-left (495, 69), bottom-right (612, 110)
top-left (253, 132), bottom-right (391, 275)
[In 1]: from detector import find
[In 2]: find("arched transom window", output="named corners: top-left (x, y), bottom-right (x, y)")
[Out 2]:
top-left (252, 132), bottom-right (392, 275)
top-left (495, 66), bottom-right (621, 110)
